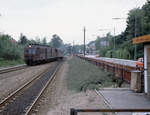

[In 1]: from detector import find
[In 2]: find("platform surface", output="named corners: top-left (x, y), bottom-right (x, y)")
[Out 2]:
top-left (85, 55), bottom-right (136, 67)
top-left (99, 88), bottom-right (150, 115)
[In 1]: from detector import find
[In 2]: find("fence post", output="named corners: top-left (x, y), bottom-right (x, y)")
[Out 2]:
top-left (107, 64), bottom-right (109, 72)
top-left (121, 68), bottom-right (124, 80)
top-left (102, 63), bottom-right (105, 70)
top-left (113, 66), bottom-right (115, 75)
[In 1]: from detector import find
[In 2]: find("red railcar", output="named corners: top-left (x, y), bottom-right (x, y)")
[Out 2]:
top-left (24, 44), bottom-right (63, 66)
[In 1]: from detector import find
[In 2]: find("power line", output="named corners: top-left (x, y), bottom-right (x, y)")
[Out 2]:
top-left (123, 0), bottom-right (137, 10)
top-left (134, 0), bottom-right (142, 8)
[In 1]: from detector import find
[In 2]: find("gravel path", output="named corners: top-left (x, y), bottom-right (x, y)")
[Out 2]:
top-left (0, 63), bottom-right (54, 102)
top-left (32, 57), bottom-right (110, 115)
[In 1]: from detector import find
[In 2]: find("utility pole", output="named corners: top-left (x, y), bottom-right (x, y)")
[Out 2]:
top-left (134, 14), bottom-right (137, 61)
top-left (84, 27), bottom-right (86, 56)
top-left (114, 27), bottom-right (116, 50)
top-left (72, 41), bottom-right (74, 54)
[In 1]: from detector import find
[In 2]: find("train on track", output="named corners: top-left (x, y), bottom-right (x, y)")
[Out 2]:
top-left (24, 44), bottom-right (63, 66)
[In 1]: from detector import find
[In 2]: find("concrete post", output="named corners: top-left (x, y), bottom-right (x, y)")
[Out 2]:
top-left (130, 70), bottom-right (142, 93)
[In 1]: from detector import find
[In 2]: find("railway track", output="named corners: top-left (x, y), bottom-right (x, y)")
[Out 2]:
top-left (0, 61), bottom-right (62, 115)
top-left (0, 64), bottom-right (27, 74)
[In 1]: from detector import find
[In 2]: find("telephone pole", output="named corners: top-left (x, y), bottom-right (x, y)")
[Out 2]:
top-left (72, 41), bottom-right (75, 54)
top-left (84, 27), bottom-right (86, 56)
top-left (114, 27), bottom-right (116, 50)
top-left (134, 14), bottom-right (137, 61)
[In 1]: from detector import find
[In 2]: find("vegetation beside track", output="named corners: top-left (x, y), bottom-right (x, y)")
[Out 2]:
top-left (66, 56), bottom-right (116, 92)
top-left (0, 58), bottom-right (24, 67)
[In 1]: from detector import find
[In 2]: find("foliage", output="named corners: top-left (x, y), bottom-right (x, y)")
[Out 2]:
top-left (18, 33), bottom-right (28, 45)
top-left (66, 57), bottom-right (116, 92)
top-left (91, 1), bottom-right (150, 60)
top-left (0, 34), bottom-right (24, 60)
top-left (0, 58), bottom-right (24, 67)
top-left (42, 37), bottom-right (47, 45)
top-left (49, 34), bottom-right (63, 48)
top-left (0, 32), bottom-right (67, 66)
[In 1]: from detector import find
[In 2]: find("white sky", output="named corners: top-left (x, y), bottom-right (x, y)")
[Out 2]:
top-left (0, 0), bottom-right (147, 44)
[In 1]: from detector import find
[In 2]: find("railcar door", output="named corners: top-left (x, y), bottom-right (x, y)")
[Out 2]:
top-left (45, 48), bottom-right (47, 60)
top-left (51, 48), bottom-right (53, 57)
top-left (36, 48), bottom-right (40, 60)
top-left (55, 49), bottom-right (58, 57)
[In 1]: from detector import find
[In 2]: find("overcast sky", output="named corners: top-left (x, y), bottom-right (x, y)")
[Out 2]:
top-left (0, 0), bottom-right (147, 44)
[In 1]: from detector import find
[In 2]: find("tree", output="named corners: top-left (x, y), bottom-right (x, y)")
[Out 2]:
top-left (0, 34), bottom-right (24, 60)
top-left (35, 37), bottom-right (41, 44)
top-left (125, 8), bottom-right (144, 40)
top-left (42, 37), bottom-right (47, 45)
top-left (19, 33), bottom-right (28, 45)
top-left (142, 0), bottom-right (150, 35)
top-left (50, 34), bottom-right (63, 48)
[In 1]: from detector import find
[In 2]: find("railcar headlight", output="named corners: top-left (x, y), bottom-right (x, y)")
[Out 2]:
top-left (29, 45), bottom-right (32, 48)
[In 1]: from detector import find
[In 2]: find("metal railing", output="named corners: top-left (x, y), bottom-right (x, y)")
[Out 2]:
top-left (70, 108), bottom-right (150, 115)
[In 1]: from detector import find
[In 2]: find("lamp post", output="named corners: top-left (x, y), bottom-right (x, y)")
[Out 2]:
top-left (112, 18), bottom-right (126, 20)
top-left (112, 17), bottom-right (127, 50)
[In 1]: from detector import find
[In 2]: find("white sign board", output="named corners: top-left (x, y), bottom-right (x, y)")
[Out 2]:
top-left (133, 113), bottom-right (150, 115)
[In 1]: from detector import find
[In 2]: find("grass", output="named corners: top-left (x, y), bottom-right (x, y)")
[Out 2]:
top-left (0, 58), bottom-right (25, 67)
top-left (66, 56), bottom-right (117, 92)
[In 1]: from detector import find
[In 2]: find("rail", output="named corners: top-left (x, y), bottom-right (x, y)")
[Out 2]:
top-left (0, 64), bottom-right (27, 74)
top-left (0, 61), bottom-right (62, 115)
top-left (25, 61), bottom-right (63, 115)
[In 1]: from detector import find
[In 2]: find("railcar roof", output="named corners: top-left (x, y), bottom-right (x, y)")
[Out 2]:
top-left (28, 43), bottom-right (52, 47)
top-left (25, 44), bottom-right (63, 51)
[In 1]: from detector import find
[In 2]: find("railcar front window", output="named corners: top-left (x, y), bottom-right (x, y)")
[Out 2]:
top-left (25, 49), bottom-right (28, 54)
top-left (28, 49), bottom-right (36, 55)
top-left (28, 49), bottom-right (32, 54)
top-left (32, 49), bottom-right (36, 54)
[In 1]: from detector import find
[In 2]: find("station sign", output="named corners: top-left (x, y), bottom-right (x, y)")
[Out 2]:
top-left (133, 35), bottom-right (150, 44)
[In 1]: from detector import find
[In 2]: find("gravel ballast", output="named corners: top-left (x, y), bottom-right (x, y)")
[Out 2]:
top-left (0, 61), bottom-right (61, 115)
top-left (32, 57), bottom-right (110, 115)
top-left (0, 63), bottom-right (55, 102)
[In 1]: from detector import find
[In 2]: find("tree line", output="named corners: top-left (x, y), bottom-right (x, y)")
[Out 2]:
top-left (84, 0), bottom-right (150, 60)
top-left (0, 33), bottom-right (67, 62)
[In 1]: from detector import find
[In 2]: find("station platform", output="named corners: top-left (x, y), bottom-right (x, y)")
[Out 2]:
top-left (98, 88), bottom-right (150, 115)
top-left (77, 54), bottom-right (138, 82)
top-left (85, 55), bottom-right (136, 68)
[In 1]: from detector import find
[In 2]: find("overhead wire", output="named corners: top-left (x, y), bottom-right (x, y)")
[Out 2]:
top-left (134, 0), bottom-right (143, 8)
top-left (120, 0), bottom-right (136, 11)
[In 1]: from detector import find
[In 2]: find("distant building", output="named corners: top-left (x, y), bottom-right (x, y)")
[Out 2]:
top-left (88, 42), bottom-right (96, 55)
top-left (100, 40), bottom-right (109, 47)
top-left (10, 39), bottom-right (17, 44)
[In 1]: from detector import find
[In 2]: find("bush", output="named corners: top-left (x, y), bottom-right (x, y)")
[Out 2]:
top-left (66, 57), bottom-right (116, 92)
top-left (2, 47), bottom-right (21, 60)
top-left (0, 34), bottom-right (24, 60)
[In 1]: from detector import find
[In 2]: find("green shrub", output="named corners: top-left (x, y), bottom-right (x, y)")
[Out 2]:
top-left (66, 57), bottom-right (116, 92)
top-left (0, 34), bottom-right (24, 60)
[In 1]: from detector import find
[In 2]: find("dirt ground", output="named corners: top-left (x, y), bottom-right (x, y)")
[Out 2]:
top-left (34, 57), bottom-right (110, 115)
